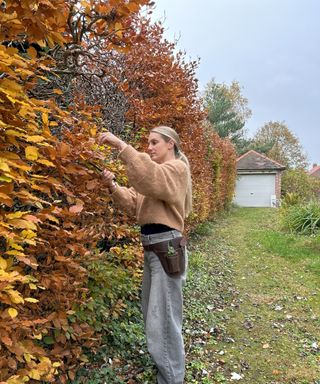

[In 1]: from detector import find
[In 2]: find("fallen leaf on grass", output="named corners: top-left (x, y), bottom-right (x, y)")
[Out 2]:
top-left (272, 369), bottom-right (281, 375)
top-left (231, 372), bottom-right (243, 380)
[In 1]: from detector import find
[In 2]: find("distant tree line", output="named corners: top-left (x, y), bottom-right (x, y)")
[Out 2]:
top-left (203, 79), bottom-right (309, 170)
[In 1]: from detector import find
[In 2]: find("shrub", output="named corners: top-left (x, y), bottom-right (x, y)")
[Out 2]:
top-left (280, 192), bottom-right (302, 209)
top-left (281, 169), bottom-right (320, 202)
top-left (282, 201), bottom-right (320, 235)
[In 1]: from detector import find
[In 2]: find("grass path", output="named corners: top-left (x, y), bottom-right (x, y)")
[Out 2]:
top-left (184, 207), bottom-right (320, 383)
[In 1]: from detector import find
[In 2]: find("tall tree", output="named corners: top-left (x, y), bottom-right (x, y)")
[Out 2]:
top-left (253, 121), bottom-right (308, 169)
top-left (203, 79), bottom-right (252, 149)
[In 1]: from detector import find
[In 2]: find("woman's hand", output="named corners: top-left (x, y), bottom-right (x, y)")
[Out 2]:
top-left (98, 132), bottom-right (127, 151)
top-left (101, 169), bottom-right (117, 191)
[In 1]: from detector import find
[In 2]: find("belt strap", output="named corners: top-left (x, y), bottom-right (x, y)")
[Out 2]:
top-left (143, 236), bottom-right (186, 252)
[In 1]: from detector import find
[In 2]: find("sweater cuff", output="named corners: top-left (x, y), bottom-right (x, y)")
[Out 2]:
top-left (109, 185), bottom-right (122, 197)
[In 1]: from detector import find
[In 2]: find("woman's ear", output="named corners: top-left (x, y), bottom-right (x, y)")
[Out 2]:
top-left (168, 139), bottom-right (175, 150)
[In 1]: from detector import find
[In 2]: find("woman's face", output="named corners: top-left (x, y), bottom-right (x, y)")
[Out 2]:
top-left (147, 132), bottom-right (174, 164)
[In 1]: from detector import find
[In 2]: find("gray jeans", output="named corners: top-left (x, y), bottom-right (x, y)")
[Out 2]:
top-left (141, 230), bottom-right (187, 384)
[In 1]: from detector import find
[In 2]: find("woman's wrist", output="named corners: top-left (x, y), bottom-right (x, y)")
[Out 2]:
top-left (117, 140), bottom-right (127, 151)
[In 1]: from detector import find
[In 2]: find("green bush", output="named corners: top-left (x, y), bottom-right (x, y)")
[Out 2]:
top-left (281, 169), bottom-right (320, 201)
top-left (282, 201), bottom-right (320, 235)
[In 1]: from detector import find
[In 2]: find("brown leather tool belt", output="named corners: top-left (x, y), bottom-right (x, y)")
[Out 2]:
top-left (143, 236), bottom-right (187, 277)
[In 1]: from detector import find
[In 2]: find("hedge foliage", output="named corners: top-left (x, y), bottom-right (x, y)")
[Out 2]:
top-left (0, 1), bottom-right (236, 382)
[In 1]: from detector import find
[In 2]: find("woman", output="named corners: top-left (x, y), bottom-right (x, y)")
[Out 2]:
top-left (98, 126), bottom-right (192, 384)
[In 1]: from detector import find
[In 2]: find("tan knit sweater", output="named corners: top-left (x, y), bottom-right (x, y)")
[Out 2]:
top-left (110, 145), bottom-right (188, 232)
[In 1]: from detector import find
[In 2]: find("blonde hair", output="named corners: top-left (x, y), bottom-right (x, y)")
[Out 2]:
top-left (150, 126), bottom-right (193, 217)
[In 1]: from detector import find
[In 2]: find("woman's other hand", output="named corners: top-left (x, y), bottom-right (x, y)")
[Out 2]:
top-left (101, 169), bottom-right (117, 191)
top-left (98, 132), bottom-right (127, 151)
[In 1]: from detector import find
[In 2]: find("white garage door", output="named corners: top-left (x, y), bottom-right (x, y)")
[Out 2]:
top-left (234, 174), bottom-right (276, 207)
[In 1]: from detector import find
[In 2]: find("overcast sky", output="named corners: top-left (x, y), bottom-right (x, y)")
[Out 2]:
top-left (151, 0), bottom-right (320, 166)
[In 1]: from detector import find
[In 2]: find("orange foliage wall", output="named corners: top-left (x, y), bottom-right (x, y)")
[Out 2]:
top-left (120, 19), bottom-right (236, 228)
top-left (0, 2), bottom-right (236, 383)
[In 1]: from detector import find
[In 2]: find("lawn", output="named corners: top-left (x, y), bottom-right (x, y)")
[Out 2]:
top-left (184, 207), bottom-right (320, 383)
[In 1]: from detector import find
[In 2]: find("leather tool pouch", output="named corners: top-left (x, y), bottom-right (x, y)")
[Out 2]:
top-left (143, 237), bottom-right (187, 277)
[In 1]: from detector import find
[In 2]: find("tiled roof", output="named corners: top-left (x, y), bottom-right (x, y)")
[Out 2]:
top-left (236, 150), bottom-right (286, 171)
top-left (309, 165), bottom-right (320, 177)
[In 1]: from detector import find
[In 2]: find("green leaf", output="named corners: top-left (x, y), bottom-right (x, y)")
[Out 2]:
top-left (43, 336), bottom-right (55, 345)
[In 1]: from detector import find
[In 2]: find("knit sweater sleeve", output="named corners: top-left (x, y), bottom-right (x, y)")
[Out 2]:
top-left (118, 145), bottom-right (187, 203)
top-left (110, 186), bottom-right (137, 217)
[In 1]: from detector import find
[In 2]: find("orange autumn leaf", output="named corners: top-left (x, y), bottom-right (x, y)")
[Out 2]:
top-left (69, 204), bottom-right (84, 214)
